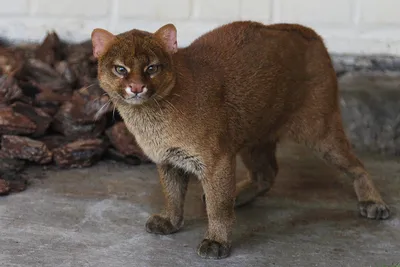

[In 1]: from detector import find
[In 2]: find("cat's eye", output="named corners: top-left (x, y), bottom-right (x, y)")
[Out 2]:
top-left (114, 65), bottom-right (128, 76)
top-left (146, 65), bottom-right (159, 75)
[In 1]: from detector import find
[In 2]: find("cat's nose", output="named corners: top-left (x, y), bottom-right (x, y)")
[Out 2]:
top-left (129, 83), bottom-right (145, 94)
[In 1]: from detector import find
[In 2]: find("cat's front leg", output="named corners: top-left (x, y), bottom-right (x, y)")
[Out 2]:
top-left (145, 164), bottom-right (189, 234)
top-left (197, 155), bottom-right (236, 259)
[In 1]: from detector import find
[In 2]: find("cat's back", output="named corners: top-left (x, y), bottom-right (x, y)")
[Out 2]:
top-left (186, 21), bottom-right (323, 55)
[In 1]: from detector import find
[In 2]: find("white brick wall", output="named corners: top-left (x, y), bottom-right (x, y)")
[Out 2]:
top-left (1, 0), bottom-right (400, 55)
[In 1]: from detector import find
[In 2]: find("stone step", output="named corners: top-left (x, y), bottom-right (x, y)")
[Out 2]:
top-left (338, 71), bottom-right (400, 155)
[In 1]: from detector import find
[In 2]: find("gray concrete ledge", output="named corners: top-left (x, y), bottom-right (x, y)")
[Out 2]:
top-left (339, 71), bottom-right (400, 155)
top-left (332, 54), bottom-right (400, 76)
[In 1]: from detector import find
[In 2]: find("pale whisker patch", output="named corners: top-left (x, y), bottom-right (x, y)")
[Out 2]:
top-left (125, 87), bottom-right (133, 96)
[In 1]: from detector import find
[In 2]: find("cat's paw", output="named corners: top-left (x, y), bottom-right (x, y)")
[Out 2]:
top-left (358, 201), bottom-right (390, 220)
top-left (197, 239), bottom-right (231, 259)
top-left (145, 214), bottom-right (181, 235)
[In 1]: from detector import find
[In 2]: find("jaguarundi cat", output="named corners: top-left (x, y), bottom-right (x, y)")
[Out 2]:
top-left (91, 21), bottom-right (390, 259)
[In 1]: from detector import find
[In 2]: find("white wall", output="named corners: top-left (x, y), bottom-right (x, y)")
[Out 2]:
top-left (1, 0), bottom-right (400, 55)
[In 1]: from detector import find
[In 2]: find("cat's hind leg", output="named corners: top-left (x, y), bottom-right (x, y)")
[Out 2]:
top-left (291, 111), bottom-right (390, 219)
top-left (234, 142), bottom-right (278, 207)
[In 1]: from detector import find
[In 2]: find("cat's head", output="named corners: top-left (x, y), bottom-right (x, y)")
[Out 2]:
top-left (91, 24), bottom-right (178, 105)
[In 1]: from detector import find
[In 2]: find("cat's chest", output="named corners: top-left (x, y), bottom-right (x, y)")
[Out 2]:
top-left (125, 119), bottom-right (169, 163)
top-left (122, 114), bottom-right (204, 176)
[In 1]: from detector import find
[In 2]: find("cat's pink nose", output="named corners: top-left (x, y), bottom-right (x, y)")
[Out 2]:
top-left (129, 84), bottom-right (145, 94)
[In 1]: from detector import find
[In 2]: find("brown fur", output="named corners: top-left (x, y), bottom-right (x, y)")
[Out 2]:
top-left (91, 21), bottom-right (390, 259)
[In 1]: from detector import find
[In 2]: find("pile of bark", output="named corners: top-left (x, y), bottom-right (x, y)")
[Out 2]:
top-left (0, 32), bottom-right (149, 195)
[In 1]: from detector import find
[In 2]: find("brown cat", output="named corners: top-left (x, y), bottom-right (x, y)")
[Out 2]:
top-left (91, 21), bottom-right (390, 259)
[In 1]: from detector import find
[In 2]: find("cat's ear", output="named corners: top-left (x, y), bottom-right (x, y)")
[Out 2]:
top-left (154, 24), bottom-right (178, 54)
top-left (91, 28), bottom-right (115, 58)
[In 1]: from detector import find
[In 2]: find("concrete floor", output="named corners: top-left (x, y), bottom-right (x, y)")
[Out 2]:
top-left (0, 143), bottom-right (399, 267)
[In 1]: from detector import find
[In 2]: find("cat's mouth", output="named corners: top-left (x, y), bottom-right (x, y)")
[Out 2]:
top-left (125, 95), bottom-right (147, 104)
top-left (121, 86), bottom-right (153, 105)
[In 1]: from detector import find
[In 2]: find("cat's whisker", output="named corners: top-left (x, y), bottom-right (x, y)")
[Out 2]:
top-left (112, 105), bottom-right (117, 121)
top-left (90, 92), bottom-right (110, 104)
top-left (94, 100), bottom-right (111, 121)
top-left (79, 83), bottom-right (97, 94)
top-left (103, 92), bottom-right (117, 121)
top-left (84, 83), bottom-right (97, 90)
top-left (165, 103), bottom-right (181, 115)
top-left (91, 95), bottom-right (103, 103)
top-left (107, 92), bottom-right (124, 105)
top-left (153, 97), bottom-right (164, 116)
top-left (164, 99), bottom-right (183, 115)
